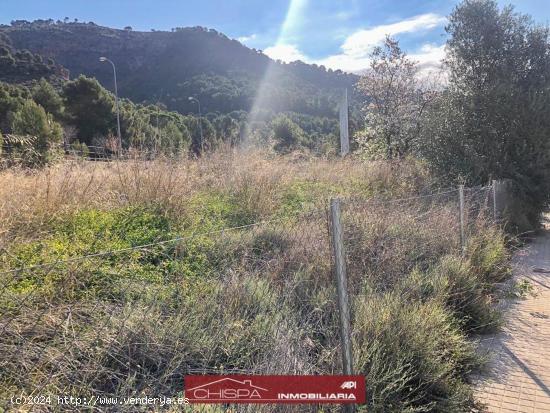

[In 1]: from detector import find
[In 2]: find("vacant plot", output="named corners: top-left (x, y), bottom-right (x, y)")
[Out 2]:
top-left (0, 151), bottom-right (510, 412)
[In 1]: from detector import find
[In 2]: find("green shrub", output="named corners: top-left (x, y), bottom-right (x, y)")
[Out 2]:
top-left (400, 256), bottom-right (501, 334)
top-left (466, 228), bottom-right (511, 285)
top-left (69, 140), bottom-right (89, 157)
top-left (354, 292), bottom-right (481, 412)
top-left (8, 100), bottom-right (62, 165)
top-left (271, 115), bottom-right (306, 153)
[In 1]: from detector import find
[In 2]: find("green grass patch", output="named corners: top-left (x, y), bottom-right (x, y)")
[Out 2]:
top-left (183, 191), bottom-right (258, 231)
top-left (278, 180), bottom-right (338, 217)
top-left (0, 206), bottom-right (174, 306)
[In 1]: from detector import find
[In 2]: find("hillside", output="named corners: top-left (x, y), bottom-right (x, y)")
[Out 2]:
top-left (0, 30), bottom-right (66, 86)
top-left (0, 20), bottom-right (358, 118)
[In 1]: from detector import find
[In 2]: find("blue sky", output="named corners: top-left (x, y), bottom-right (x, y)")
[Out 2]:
top-left (1, 0), bottom-right (549, 73)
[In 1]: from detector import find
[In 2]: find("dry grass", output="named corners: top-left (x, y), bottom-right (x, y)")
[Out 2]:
top-left (0, 149), bottom-right (430, 246)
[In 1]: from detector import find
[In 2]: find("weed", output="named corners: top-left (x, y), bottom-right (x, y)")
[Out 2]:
top-left (505, 278), bottom-right (535, 299)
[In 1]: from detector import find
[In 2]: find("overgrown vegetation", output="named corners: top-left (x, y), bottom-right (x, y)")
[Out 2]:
top-left (355, 0), bottom-right (550, 231)
top-left (0, 20), bottom-right (357, 117)
top-left (0, 153), bottom-right (510, 412)
top-left (1, 0), bottom-right (541, 411)
top-left (0, 31), bottom-right (63, 85)
top-left (0, 75), bottom-right (346, 164)
top-left (2, 1), bottom-right (548, 233)
top-left (0, 19), bottom-right (360, 156)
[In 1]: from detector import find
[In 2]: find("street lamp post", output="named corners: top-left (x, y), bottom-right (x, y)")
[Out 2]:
top-left (188, 96), bottom-right (204, 153)
top-left (99, 57), bottom-right (122, 152)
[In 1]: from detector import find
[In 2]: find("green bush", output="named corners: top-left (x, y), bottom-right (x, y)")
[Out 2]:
top-left (271, 115), bottom-right (306, 153)
top-left (466, 228), bottom-right (511, 286)
top-left (69, 140), bottom-right (89, 157)
top-left (396, 226), bottom-right (510, 335)
top-left (354, 292), bottom-right (481, 412)
top-left (400, 256), bottom-right (501, 334)
top-left (8, 99), bottom-right (62, 165)
top-left (31, 78), bottom-right (64, 119)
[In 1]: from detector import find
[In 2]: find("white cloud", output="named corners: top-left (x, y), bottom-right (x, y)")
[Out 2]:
top-left (315, 43), bottom-right (447, 75)
top-left (315, 54), bottom-right (371, 73)
top-left (314, 14), bottom-right (446, 73)
top-left (237, 34), bottom-right (257, 44)
top-left (409, 43), bottom-right (446, 71)
top-left (263, 44), bottom-right (308, 63)
top-left (342, 13), bottom-right (447, 57)
top-left (261, 13), bottom-right (447, 73)
top-left (408, 44), bottom-right (448, 83)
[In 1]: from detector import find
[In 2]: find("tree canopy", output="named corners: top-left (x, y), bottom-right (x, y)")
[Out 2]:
top-left (421, 0), bottom-right (550, 229)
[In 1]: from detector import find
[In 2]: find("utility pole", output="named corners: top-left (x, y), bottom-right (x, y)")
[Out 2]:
top-left (339, 88), bottom-right (350, 156)
top-left (188, 96), bottom-right (204, 153)
top-left (99, 57), bottom-right (122, 152)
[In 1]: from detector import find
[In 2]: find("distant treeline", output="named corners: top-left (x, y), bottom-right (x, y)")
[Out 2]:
top-left (0, 75), bottom-right (347, 165)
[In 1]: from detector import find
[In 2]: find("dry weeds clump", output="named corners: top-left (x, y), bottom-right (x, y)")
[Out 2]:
top-left (353, 292), bottom-right (480, 413)
top-left (0, 207), bottom-right (342, 412)
top-left (342, 192), bottom-right (460, 292)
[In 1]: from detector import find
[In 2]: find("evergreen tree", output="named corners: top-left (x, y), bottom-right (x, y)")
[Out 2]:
top-left (63, 75), bottom-right (115, 145)
top-left (421, 0), bottom-right (550, 228)
top-left (271, 115), bottom-right (305, 153)
top-left (32, 78), bottom-right (63, 119)
top-left (9, 99), bottom-right (62, 164)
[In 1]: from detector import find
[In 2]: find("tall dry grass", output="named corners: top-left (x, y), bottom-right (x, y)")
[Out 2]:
top-left (0, 148), bottom-right (430, 245)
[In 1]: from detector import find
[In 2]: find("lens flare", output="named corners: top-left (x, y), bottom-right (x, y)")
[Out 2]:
top-left (244, 0), bottom-right (308, 144)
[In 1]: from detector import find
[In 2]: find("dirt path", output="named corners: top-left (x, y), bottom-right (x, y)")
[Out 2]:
top-left (475, 230), bottom-right (550, 412)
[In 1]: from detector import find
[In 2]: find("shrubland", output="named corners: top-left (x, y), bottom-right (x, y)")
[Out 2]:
top-left (2, 0), bottom-right (548, 229)
top-left (356, 0), bottom-right (550, 232)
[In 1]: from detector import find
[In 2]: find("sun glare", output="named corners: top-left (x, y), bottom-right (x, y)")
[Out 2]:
top-left (244, 0), bottom-right (308, 142)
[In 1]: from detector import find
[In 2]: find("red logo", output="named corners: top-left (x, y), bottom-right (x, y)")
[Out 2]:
top-left (185, 375), bottom-right (365, 404)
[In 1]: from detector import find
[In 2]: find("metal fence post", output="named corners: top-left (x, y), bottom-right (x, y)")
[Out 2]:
top-left (329, 198), bottom-right (355, 413)
top-left (459, 185), bottom-right (465, 252)
top-left (492, 179), bottom-right (498, 222)
top-left (329, 198), bottom-right (354, 375)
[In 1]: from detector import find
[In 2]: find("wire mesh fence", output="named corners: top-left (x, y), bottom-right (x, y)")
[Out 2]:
top-left (0, 183), bottom-right (501, 412)
top-left (339, 186), bottom-right (496, 297)
top-left (333, 184), bottom-right (500, 412)
top-left (340, 188), bottom-right (463, 293)
top-left (1, 143), bottom-right (154, 167)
